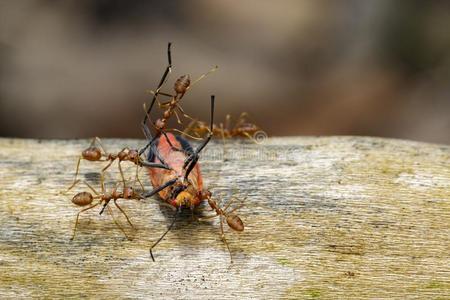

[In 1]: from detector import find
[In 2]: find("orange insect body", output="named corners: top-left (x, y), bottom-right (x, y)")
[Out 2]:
top-left (148, 133), bottom-right (204, 208)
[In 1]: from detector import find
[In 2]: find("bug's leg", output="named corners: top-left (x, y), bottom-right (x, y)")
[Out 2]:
top-left (114, 199), bottom-right (135, 229)
top-left (106, 205), bottom-right (132, 240)
top-left (140, 160), bottom-right (172, 170)
top-left (70, 202), bottom-right (100, 240)
top-left (143, 178), bottom-right (177, 199)
top-left (184, 96), bottom-right (215, 178)
top-left (143, 43), bottom-right (172, 126)
top-left (150, 208), bottom-right (180, 262)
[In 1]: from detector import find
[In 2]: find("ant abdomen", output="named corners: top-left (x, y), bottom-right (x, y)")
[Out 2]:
top-left (226, 214), bottom-right (244, 232)
top-left (174, 75), bottom-right (190, 95)
top-left (82, 147), bottom-right (102, 161)
top-left (72, 192), bottom-right (94, 206)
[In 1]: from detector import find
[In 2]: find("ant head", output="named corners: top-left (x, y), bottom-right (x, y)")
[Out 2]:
top-left (174, 75), bottom-right (190, 95)
top-left (226, 214), bottom-right (244, 232)
top-left (72, 192), bottom-right (94, 207)
top-left (82, 147), bottom-right (102, 161)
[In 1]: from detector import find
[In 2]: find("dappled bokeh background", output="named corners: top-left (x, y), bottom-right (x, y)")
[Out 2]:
top-left (0, 0), bottom-right (449, 143)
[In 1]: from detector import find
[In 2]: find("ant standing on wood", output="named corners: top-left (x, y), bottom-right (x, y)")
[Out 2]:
top-left (183, 112), bottom-right (264, 143)
top-left (67, 137), bottom-right (171, 193)
top-left (70, 179), bottom-right (143, 241)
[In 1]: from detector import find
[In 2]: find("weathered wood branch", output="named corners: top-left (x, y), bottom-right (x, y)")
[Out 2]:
top-left (0, 137), bottom-right (449, 299)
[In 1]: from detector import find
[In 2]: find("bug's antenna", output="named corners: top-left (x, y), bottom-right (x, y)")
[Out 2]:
top-left (150, 208), bottom-right (180, 262)
top-left (143, 42), bottom-right (173, 126)
top-left (184, 95), bottom-right (215, 179)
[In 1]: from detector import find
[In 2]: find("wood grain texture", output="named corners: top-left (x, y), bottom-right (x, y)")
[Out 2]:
top-left (0, 137), bottom-right (449, 299)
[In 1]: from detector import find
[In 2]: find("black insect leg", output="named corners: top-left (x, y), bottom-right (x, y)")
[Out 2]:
top-left (184, 95), bottom-right (215, 179)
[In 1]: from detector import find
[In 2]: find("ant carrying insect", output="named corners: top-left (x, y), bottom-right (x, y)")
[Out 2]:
top-left (143, 95), bottom-right (244, 262)
top-left (70, 179), bottom-right (143, 241)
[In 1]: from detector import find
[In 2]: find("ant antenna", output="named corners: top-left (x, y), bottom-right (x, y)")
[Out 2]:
top-left (150, 207), bottom-right (181, 262)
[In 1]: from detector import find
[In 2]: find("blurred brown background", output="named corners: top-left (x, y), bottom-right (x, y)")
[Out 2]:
top-left (0, 0), bottom-right (449, 143)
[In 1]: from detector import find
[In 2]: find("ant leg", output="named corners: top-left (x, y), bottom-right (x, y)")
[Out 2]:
top-left (242, 131), bottom-right (258, 143)
top-left (176, 104), bottom-right (196, 122)
top-left (145, 90), bottom-right (174, 100)
top-left (227, 204), bottom-right (245, 215)
top-left (150, 208), bottom-right (180, 262)
top-left (233, 112), bottom-right (249, 130)
top-left (169, 128), bottom-right (204, 141)
top-left (219, 122), bottom-right (228, 161)
top-left (100, 158), bottom-right (115, 187)
top-left (114, 199), bottom-right (135, 229)
top-left (135, 164), bottom-right (145, 192)
top-left (186, 65), bottom-right (218, 91)
top-left (70, 202), bottom-right (101, 240)
top-left (117, 161), bottom-right (127, 188)
top-left (143, 43), bottom-right (172, 126)
top-left (197, 213), bottom-right (219, 221)
top-left (219, 215), bottom-right (233, 263)
top-left (66, 156), bottom-right (83, 192)
top-left (92, 136), bottom-right (108, 156)
top-left (225, 114), bottom-right (231, 132)
top-left (106, 205), bottom-right (132, 240)
top-left (173, 110), bottom-right (183, 125)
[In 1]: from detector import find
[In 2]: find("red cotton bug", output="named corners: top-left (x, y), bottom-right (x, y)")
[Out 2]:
top-left (143, 95), bottom-right (244, 262)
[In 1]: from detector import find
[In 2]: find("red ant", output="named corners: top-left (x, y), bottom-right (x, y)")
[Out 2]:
top-left (182, 112), bottom-right (263, 142)
top-left (142, 43), bottom-right (217, 142)
top-left (67, 137), bottom-right (170, 193)
top-left (70, 179), bottom-right (143, 241)
top-left (142, 95), bottom-right (244, 262)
